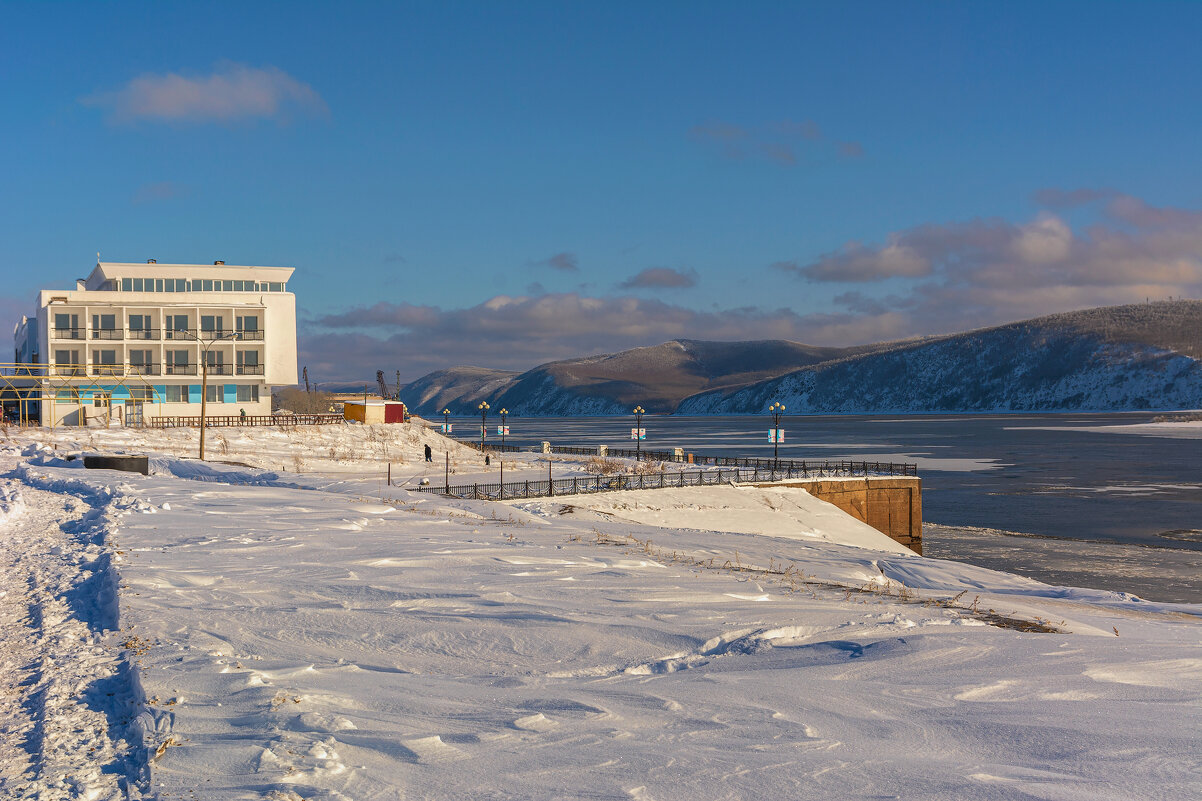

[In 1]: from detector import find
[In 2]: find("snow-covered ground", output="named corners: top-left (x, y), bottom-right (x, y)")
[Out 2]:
top-left (2, 423), bottom-right (1201, 799)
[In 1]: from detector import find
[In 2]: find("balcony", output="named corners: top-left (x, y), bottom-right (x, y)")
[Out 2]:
top-left (128, 363), bottom-right (161, 376)
top-left (127, 328), bottom-right (161, 340)
top-left (52, 328), bottom-right (85, 340)
top-left (206, 364), bottom-right (234, 376)
top-left (90, 328), bottom-right (124, 340)
top-left (164, 364), bottom-right (198, 376)
top-left (52, 365), bottom-right (86, 377)
top-left (236, 364), bottom-right (265, 375)
top-left (90, 365), bottom-right (126, 376)
top-left (235, 330), bottom-right (265, 341)
top-left (164, 328), bottom-right (196, 340)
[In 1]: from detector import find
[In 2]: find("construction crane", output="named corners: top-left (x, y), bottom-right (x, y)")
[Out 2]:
top-left (376, 370), bottom-right (395, 400)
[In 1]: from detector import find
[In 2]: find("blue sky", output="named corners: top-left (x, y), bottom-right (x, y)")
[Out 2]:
top-left (3, 1), bottom-right (1202, 381)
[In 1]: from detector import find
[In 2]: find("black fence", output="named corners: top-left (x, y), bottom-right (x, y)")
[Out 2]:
top-left (147, 413), bottom-right (344, 428)
top-left (415, 459), bottom-right (917, 501)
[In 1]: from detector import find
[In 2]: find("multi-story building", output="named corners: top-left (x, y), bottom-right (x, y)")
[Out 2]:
top-left (12, 259), bottom-right (297, 426)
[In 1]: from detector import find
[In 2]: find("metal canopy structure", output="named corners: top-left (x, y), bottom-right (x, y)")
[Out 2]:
top-left (0, 363), bottom-right (163, 428)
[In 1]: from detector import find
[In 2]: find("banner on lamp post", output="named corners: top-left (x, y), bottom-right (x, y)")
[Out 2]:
top-left (631, 428), bottom-right (646, 440)
top-left (497, 425), bottom-right (510, 435)
top-left (768, 428), bottom-right (784, 443)
top-left (441, 423), bottom-right (452, 433)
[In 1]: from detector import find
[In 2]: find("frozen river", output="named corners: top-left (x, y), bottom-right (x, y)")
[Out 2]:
top-left (447, 412), bottom-right (1202, 602)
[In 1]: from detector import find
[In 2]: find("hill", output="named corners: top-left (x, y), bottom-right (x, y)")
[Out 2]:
top-left (398, 301), bottom-right (1202, 416)
top-left (679, 300), bottom-right (1202, 414)
top-left (400, 339), bottom-right (870, 415)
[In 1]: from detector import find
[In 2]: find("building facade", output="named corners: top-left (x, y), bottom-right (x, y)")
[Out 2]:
top-left (12, 260), bottom-right (297, 426)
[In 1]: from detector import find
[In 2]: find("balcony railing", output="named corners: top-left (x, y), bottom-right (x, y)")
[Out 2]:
top-left (206, 364), bottom-right (234, 376)
top-left (164, 328), bottom-right (196, 340)
top-left (90, 365), bottom-right (125, 376)
top-left (236, 364), bottom-right (265, 375)
top-left (128, 363), bottom-right (161, 376)
top-left (164, 364), bottom-right (198, 376)
top-left (90, 328), bottom-right (124, 340)
top-left (235, 330), bottom-right (265, 341)
top-left (52, 328), bottom-right (85, 340)
top-left (127, 328), bottom-right (161, 340)
top-left (52, 365), bottom-right (86, 376)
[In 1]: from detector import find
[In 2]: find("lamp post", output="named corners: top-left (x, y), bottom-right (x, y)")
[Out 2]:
top-left (478, 400), bottom-right (490, 454)
top-left (769, 401), bottom-right (785, 468)
top-left (179, 329), bottom-right (238, 461)
top-left (442, 408), bottom-right (451, 435)
top-left (633, 405), bottom-right (645, 460)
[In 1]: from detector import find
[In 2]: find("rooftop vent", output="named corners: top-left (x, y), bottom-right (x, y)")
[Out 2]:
top-left (214, 260), bottom-right (225, 265)
top-left (147, 258), bottom-right (157, 264)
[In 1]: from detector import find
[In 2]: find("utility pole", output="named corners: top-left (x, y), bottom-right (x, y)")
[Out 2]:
top-left (180, 329), bottom-right (238, 460)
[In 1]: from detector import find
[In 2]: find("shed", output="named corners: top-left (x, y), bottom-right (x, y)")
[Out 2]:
top-left (343, 400), bottom-right (407, 424)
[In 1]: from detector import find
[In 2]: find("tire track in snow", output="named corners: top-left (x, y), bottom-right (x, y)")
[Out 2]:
top-left (0, 470), bottom-right (153, 799)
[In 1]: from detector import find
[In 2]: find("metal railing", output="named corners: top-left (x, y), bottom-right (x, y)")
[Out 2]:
top-left (236, 364), bottom-right (265, 375)
top-left (164, 364), bottom-right (198, 375)
top-left (90, 328), bottom-right (124, 340)
top-left (205, 364), bottom-right (234, 376)
top-left (146, 413), bottom-right (344, 428)
top-left (418, 459), bottom-right (918, 501)
top-left (52, 328), bottom-right (85, 340)
top-left (543, 444), bottom-right (919, 476)
top-left (127, 328), bottom-right (161, 340)
top-left (235, 330), bottom-right (265, 340)
top-left (90, 365), bottom-right (125, 376)
top-left (164, 328), bottom-right (196, 340)
top-left (128, 363), bottom-right (161, 375)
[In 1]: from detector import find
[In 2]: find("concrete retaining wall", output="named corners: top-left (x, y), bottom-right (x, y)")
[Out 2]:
top-left (755, 477), bottom-right (923, 554)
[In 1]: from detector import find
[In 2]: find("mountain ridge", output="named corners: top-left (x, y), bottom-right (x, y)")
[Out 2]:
top-left (397, 301), bottom-right (1202, 415)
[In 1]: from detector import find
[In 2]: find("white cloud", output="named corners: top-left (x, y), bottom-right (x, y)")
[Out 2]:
top-left (82, 63), bottom-right (328, 124)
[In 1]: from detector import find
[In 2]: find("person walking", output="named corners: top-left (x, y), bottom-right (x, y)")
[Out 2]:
top-left (424, 444), bottom-right (432, 462)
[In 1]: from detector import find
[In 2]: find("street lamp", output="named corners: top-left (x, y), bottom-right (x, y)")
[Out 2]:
top-left (769, 401), bottom-right (785, 468)
top-left (478, 400), bottom-right (490, 453)
top-left (498, 408), bottom-right (508, 491)
top-left (178, 328), bottom-right (239, 461)
top-left (632, 405), bottom-right (645, 460)
top-left (442, 408), bottom-right (451, 435)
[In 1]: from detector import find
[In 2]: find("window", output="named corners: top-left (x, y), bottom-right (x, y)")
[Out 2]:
top-left (200, 315), bottom-right (222, 332)
top-left (92, 314), bottom-right (116, 331)
top-left (206, 351), bottom-right (223, 367)
top-left (268, 282), bottom-right (283, 292)
top-left (236, 315), bottom-right (259, 332)
top-left (55, 388), bottom-right (81, 403)
top-left (54, 349), bottom-right (79, 364)
top-left (133, 278), bottom-right (144, 292)
top-left (122, 278), bottom-right (133, 292)
top-left (236, 385), bottom-right (259, 402)
top-left (129, 349), bottom-right (151, 365)
top-left (165, 385), bottom-right (186, 403)
top-left (205, 384), bottom-right (226, 403)
top-left (155, 279), bottom-right (163, 292)
top-left (129, 387), bottom-right (154, 401)
top-left (222, 280), bottom-right (233, 291)
top-left (236, 350), bottom-right (259, 366)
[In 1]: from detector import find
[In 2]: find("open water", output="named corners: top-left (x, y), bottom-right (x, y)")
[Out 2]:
top-left (448, 412), bottom-right (1202, 603)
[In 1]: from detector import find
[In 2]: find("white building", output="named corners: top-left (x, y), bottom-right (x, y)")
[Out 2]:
top-left (12, 259), bottom-right (297, 426)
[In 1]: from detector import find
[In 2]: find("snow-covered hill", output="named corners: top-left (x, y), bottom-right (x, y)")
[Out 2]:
top-left (400, 301), bottom-right (1202, 415)
top-left (679, 325), bottom-right (1202, 414)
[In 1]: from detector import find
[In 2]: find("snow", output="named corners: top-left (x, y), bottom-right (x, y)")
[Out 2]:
top-left (2, 423), bottom-right (1201, 799)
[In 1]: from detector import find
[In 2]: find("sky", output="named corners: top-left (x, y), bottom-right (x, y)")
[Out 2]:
top-left (3, 1), bottom-right (1202, 382)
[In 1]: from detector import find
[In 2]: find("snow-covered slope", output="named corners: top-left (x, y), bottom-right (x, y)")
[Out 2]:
top-left (680, 330), bottom-right (1202, 413)
top-left (2, 426), bottom-right (1201, 799)
top-left (402, 301), bottom-right (1202, 415)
